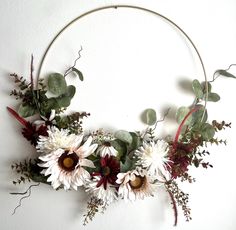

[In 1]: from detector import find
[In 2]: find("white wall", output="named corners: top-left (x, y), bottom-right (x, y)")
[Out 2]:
top-left (0, 0), bottom-right (236, 230)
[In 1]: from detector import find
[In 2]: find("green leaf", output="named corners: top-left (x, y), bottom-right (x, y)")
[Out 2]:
top-left (120, 157), bottom-right (135, 172)
top-left (111, 139), bottom-right (127, 162)
top-left (129, 132), bottom-right (141, 151)
top-left (56, 96), bottom-right (71, 108)
top-left (201, 123), bottom-right (215, 141)
top-left (201, 81), bottom-right (212, 93)
top-left (48, 73), bottom-right (67, 95)
top-left (192, 79), bottom-right (204, 99)
top-left (71, 67), bottom-right (84, 81)
top-left (65, 85), bottom-right (76, 98)
top-left (115, 130), bottom-right (133, 145)
top-left (216, 70), bottom-right (236, 79)
top-left (41, 98), bottom-right (59, 112)
top-left (207, 93), bottom-right (220, 102)
top-left (191, 106), bottom-right (208, 124)
top-left (144, 109), bottom-right (157, 125)
top-left (176, 106), bottom-right (192, 125)
top-left (18, 104), bottom-right (36, 118)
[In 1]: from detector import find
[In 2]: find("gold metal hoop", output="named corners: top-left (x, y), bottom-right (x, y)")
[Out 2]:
top-left (37, 4), bottom-right (208, 112)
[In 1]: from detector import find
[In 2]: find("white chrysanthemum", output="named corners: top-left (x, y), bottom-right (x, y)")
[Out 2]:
top-left (135, 140), bottom-right (171, 179)
top-left (85, 176), bottom-right (118, 204)
top-left (37, 127), bottom-right (98, 190)
top-left (116, 167), bottom-right (157, 201)
top-left (97, 141), bottom-right (118, 157)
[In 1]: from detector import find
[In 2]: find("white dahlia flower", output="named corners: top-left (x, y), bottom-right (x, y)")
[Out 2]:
top-left (135, 140), bottom-right (171, 179)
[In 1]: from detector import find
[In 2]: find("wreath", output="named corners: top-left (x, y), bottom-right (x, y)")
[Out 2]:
top-left (7, 5), bottom-right (236, 226)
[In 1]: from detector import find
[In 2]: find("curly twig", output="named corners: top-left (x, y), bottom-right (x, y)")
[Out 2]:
top-left (64, 46), bottom-right (83, 77)
top-left (10, 183), bottom-right (40, 215)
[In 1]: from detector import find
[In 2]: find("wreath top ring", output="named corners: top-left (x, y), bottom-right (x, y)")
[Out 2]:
top-left (7, 5), bottom-right (235, 226)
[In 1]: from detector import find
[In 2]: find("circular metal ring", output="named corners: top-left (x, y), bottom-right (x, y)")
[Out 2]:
top-left (37, 4), bottom-right (208, 112)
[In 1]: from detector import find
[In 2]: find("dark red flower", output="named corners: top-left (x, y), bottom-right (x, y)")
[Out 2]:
top-left (169, 142), bottom-right (193, 179)
top-left (22, 122), bottom-right (48, 146)
top-left (92, 154), bottom-right (120, 190)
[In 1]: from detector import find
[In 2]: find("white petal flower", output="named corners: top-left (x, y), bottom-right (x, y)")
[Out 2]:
top-left (135, 140), bottom-right (171, 179)
top-left (37, 127), bottom-right (98, 190)
top-left (85, 176), bottom-right (118, 204)
top-left (97, 141), bottom-right (118, 157)
top-left (116, 167), bottom-right (157, 201)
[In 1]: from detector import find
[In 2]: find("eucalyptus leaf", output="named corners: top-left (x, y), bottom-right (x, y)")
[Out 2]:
top-left (18, 104), bottom-right (37, 118)
top-left (41, 98), bottom-right (59, 112)
top-left (129, 132), bottom-right (141, 151)
top-left (207, 93), bottom-right (220, 102)
top-left (216, 69), bottom-right (236, 79)
top-left (115, 130), bottom-right (133, 145)
top-left (201, 81), bottom-right (212, 93)
top-left (56, 96), bottom-right (71, 108)
top-left (192, 79), bottom-right (204, 99)
top-left (48, 73), bottom-right (67, 95)
top-left (71, 67), bottom-right (84, 81)
top-left (120, 157), bottom-right (135, 172)
top-left (191, 106), bottom-right (208, 124)
top-left (66, 85), bottom-right (76, 98)
top-left (176, 106), bottom-right (192, 125)
top-left (144, 108), bottom-right (157, 126)
top-left (201, 123), bottom-right (215, 141)
top-left (111, 139), bottom-right (127, 162)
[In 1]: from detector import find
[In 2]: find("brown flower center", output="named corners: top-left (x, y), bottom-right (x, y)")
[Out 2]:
top-left (58, 151), bottom-right (79, 172)
top-left (101, 166), bottom-right (111, 176)
top-left (103, 141), bottom-right (111, 147)
top-left (129, 175), bottom-right (146, 190)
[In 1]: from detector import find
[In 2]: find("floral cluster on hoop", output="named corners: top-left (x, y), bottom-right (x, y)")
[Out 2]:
top-left (8, 53), bottom-right (235, 225)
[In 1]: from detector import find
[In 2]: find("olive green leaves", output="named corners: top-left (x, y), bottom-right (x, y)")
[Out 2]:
top-left (48, 73), bottom-right (67, 95)
top-left (142, 108), bottom-right (157, 126)
top-left (18, 104), bottom-right (37, 118)
top-left (71, 67), bottom-right (84, 81)
top-left (215, 69), bottom-right (236, 79)
top-left (192, 79), bottom-right (220, 102)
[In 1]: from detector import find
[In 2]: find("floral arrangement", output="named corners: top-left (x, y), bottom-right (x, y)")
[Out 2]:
top-left (8, 52), bottom-right (235, 226)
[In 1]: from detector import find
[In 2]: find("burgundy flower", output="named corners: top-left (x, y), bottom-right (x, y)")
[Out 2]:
top-left (169, 142), bottom-right (193, 179)
top-left (92, 154), bottom-right (120, 190)
top-left (22, 122), bottom-right (48, 146)
top-left (7, 107), bottom-right (48, 146)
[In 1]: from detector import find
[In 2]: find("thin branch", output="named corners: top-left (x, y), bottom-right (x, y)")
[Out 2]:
top-left (167, 189), bottom-right (178, 226)
top-left (10, 183), bottom-right (40, 215)
top-left (30, 55), bottom-right (34, 90)
top-left (153, 108), bottom-right (170, 131)
top-left (64, 46), bottom-right (83, 77)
